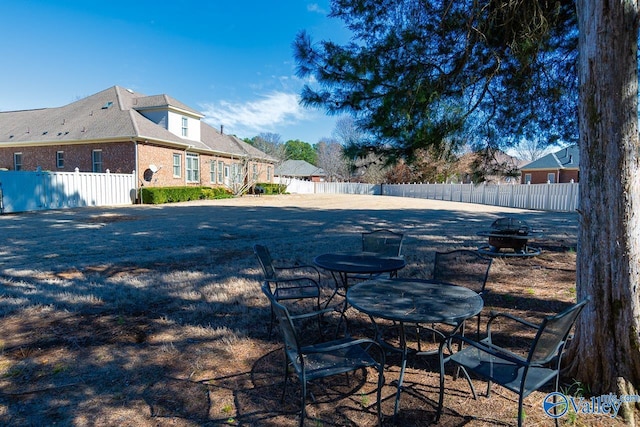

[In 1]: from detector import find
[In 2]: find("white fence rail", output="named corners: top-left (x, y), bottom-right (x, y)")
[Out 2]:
top-left (0, 170), bottom-right (137, 214)
top-left (277, 178), bottom-right (579, 212)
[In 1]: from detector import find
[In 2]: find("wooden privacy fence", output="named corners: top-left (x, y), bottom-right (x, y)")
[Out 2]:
top-left (0, 170), bottom-right (137, 214)
top-left (276, 178), bottom-right (579, 212)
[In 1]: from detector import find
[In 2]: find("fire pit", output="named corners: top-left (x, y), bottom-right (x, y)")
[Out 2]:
top-left (477, 217), bottom-right (541, 257)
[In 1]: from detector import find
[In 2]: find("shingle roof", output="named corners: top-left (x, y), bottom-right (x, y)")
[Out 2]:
top-left (0, 86), bottom-right (274, 162)
top-left (520, 145), bottom-right (579, 170)
top-left (275, 159), bottom-right (326, 177)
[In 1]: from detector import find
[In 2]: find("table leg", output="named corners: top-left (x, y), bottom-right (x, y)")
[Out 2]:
top-left (393, 321), bottom-right (408, 417)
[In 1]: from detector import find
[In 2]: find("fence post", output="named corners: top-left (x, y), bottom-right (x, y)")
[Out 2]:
top-left (569, 179), bottom-right (576, 211)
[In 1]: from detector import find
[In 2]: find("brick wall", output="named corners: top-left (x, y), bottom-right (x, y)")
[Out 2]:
top-left (138, 143), bottom-right (274, 188)
top-left (521, 169), bottom-right (580, 184)
top-left (0, 142), bottom-right (135, 173)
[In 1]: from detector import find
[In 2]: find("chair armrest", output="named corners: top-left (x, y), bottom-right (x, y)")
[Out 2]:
top-left (440, 334), bottom-right (529, 366)
top-left (289, 306), bottom-right (338, 321)
top-left (485, 311), bottom-right (540, 347)
top-left (274, 264), bottom-right (322, 282)
top-left (301, 337), bottom-right (384, 358)
top-left (487, 311), bottom-right (539, 330)
top-left (265, 276), bottom-right (319, 287)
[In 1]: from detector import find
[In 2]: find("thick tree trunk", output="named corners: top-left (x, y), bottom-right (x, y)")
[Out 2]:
top-left (570, 0), bottom-right (640, 423)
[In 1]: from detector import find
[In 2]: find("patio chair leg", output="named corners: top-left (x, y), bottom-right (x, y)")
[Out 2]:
top-left (268, 306), bottom-right (275, 339)
top-left (281, 357), bottom-right (290, 403)
top-left (517, 393), bottom-right (524, 427)
top-left (376, 363), bottom-right (384, 426)
top-left (299, 378), bottom-right (307, 427)
top-left (436, 350), bottom-right (446, 423)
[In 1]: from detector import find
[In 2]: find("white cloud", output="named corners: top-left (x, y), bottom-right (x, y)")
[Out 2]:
top-left (307, 3), bottom-right (327, 14)
top-left (201, 91), bottom-right (309, 138)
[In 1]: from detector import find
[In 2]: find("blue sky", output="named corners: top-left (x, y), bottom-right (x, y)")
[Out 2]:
top-left (0, 1), bottom-right (350, 143)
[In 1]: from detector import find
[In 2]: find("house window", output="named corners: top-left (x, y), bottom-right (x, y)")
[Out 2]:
top-left (92, 150), bottom-right (103, 173)
top-left (267, 166), bottom-right (272, 181)
top-left (547, 173), bottom-right (556, 183)
top-left (56, 151), bottom-right (64, 168)
top-left (217, 161), bottom-right (224, 183)
top-left (13, 153), bottom-right (22, 171)
top-left (181, 117), bottom-right (188, 137)
top-left (524, 173), bottom-right (532, 184)
top-left (210, 160), bottom-right (216, 183)
top-left (230, 163), bottom-right (238, 183)
top-left (186, 153), bottom-right (199, 182)
top-left (173, 154), bottom-right (182, 177)
top-left (252, 164), bottom-right (258, 180)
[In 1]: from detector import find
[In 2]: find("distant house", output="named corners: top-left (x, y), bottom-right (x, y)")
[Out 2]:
top-left (520, 145), bottom-right (579, 184)
top-left (275, 159), bottom-right (326, 182)
top-left (0, 86), bottom-right (277, 195)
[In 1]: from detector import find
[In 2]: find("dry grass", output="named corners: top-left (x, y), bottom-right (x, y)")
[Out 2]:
top-left (0, 194), bottom-right (629, 426)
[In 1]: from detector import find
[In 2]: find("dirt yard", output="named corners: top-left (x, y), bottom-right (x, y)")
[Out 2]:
top-left (0, 194), bottom-right (628, 426)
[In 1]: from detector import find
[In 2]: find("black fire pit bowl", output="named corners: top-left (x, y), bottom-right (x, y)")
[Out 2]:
top-left (477, 217), bottom-right (542, 257)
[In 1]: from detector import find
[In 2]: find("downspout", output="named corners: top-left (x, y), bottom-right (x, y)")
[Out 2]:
top-left (134, 139), bottom-right (141, 204)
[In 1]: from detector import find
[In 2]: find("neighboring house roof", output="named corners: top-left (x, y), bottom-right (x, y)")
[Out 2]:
top-left (0, 85), bottom-right (276, 163)
top-left (520, 145), bottom-right (579, 170)
top-left (275, 160), bottom-right (326, 177)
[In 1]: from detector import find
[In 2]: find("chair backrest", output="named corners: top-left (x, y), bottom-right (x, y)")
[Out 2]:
top-left (261, 282), bottom-right (301, 363)
top-left (362, 229), bottom-right (404, 256)
top-left (527, 299), bottom-right (589, 365)
top-left (432, 249), bottom-right (493, 294)
top-left (254, 244), bottom-right (277, 280)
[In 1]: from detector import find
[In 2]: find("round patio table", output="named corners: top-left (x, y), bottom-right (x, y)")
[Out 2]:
top-left (347, 278), bottom-right (484, 416)
top-left (314, 251), bottom-right (406, 303)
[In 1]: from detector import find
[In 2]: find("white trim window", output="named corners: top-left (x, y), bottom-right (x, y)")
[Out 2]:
top-left (186, 153), bottom-right (199, 183)
top-left (13, 152), bottom-right (22, 171)
top-left (267, 166), bottom-right (272, 181)
top-left (181, 116), bottom-right (188, 137)
top-left (217, 161), bottom-right (224, 183)
top-left (547, 173), bottom-right (556, 183)
top-left (210, 160), bottom-right (216, 183)
top-left (56, 151), bottom-right (64, 168)
top-left (524, 173), bottom-right (532, 184)
top-left (173, 154), bottom-right (182, 177)
top-left (252, 164), bottom-right (258, 180)
top-left (92, 150), bottom-right (103, 173)
top-left (231, 163), bottom-right (241, 183)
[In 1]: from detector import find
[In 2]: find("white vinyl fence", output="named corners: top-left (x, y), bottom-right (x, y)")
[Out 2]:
top-left (276, 178), bottom-right (579, 212)
top-left (0, 170), bottom-right (137, 214)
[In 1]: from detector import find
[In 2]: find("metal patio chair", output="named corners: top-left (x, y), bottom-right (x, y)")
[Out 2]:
top-left (352, 229), bottom-right (404, 281)
top-left (431, 249), bottom-right (493, 340)
top-left (362, 229), bottom-right (404, 257)
top-left (399, 249), bottom-right (493, 356)
top-left (254, 244), bottom-right (321, 337)
top-left (262, 283), bottom-right (385, 427)
top-left (436, 298), bottom-right (589, 427)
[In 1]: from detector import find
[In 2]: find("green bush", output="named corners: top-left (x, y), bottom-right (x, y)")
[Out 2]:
top-left (140, 186), bottom-right (233, 204)
top-left (254, 183), bottom-right (287, 195)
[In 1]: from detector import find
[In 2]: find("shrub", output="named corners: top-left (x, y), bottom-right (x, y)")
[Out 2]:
top-left (253, 183), bottom-right (287, 195)
top-left (140, 186), bottom-right (233, 204)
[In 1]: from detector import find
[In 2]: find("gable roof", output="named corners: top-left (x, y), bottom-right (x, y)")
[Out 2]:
top-left (520, 145), bottom-right (579, 170)
top-left (275, 159), bottom-right (326, 177)
top-left (0, 85), bottom-right (276, 162)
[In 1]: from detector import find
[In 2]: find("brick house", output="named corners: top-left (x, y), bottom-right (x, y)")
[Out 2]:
top-left (520, 145), bottom-right (579, 184)
top-left (0, 86), bottom-right (277, 194)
